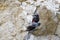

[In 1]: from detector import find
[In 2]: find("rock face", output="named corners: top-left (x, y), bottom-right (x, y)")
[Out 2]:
top-left (31, 6), bottom-right (57, 36)
top-left (55, 13), bottom-right (60, 37)
top-left (0, 0), bottom-right (60, 40)
top-left (0, 0), bottom-right (27, 40)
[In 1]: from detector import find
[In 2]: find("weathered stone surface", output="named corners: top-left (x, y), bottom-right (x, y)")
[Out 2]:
top-left (56, 13), bottom-right (60, 22)
top-left (55, 22), bottom-right (60, 37)
top-left (55, 13), bottom-right (60, 37)
top-left (18, 0), bottom-right (27, 2)
top-left (31, 6), bottom-right (57, 36)
top-left (0, 0), bottom-right (60, 40)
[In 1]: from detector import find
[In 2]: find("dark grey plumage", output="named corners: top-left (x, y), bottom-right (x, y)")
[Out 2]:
top-left (32, 14), bottom-right (39, 22)
top-left (26, 7), bottom-right (40, 31)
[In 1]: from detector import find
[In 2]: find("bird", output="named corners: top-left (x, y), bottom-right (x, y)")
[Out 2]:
top-left (26, 23), bottom-right (40, 31)
top-left (32, 14), bottom-right (39, 23)
top-left (26, 25), bottom-right (35, 31)
top-left (26, 13), bottom-right (40, 31)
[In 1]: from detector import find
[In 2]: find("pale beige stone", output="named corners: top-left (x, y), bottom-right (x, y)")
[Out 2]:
top-left (31, 6), bottom-right (57, 36)
top-left (56, 13), bottom-right (60, 22)
top-left (55, 22), bottom-right (60, 36)
top-left (0, 0), bottom-right (60, 40)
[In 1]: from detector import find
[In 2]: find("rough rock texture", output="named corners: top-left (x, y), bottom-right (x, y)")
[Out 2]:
top-left (0, 0), bottom-right (60, 40)
top-left (31, 6), bottom-right (57, 36)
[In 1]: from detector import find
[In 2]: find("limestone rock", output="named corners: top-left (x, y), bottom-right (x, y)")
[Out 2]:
top-left (18, 0), bottom-right (27, 2)
top-left (55, 13), bottom-right (60, 37)
top-left (56, 13), bottom-right (60, 22)
top-left (55, 22), bottom-right (60, 37)
top-left (0, 0), bottom-right (60, 40)
top-left (31, 6), bottom-right (57, 36)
